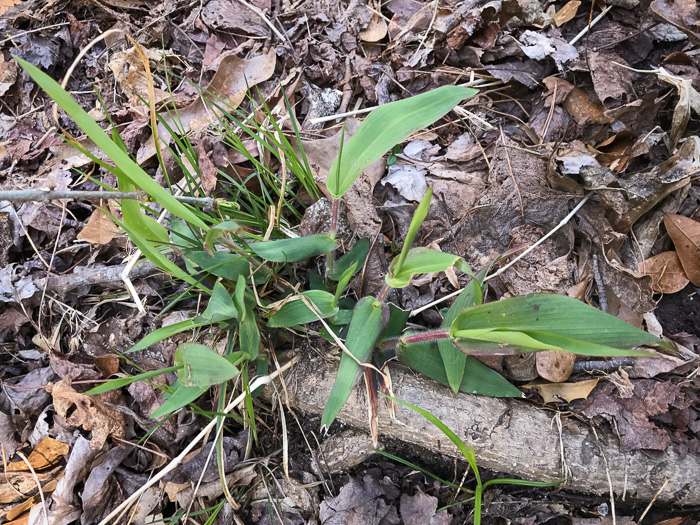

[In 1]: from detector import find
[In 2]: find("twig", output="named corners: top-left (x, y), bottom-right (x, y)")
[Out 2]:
top-left (409, 194), bottom-right (591, 317)
top-left (44, 260), bottom-right (162, 295)
top-left (569, 5), bottom-right (612, 45)
top-left (234, 0), bottom-right (288, 43)
top-left (0, 189), bottom-right (222, 206)
top-left (410, 0), bottom-right (439, 64)
top-left (97, 360), bottom-right (296, 525)
top-left (637, 479), bottom-right (669, 524)
top-left (0, 22), bottom-right (71, 46)
top-left (591, 425), bottom-right (616, 525)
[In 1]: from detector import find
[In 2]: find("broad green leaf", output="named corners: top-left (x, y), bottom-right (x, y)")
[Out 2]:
top-left (185, 250), bottom-right (258, 282)
top-left (329, 239), bottom-right (370, 281)
top-left (15, 57), bottom-right (208, 230)
top-left (175, 343), bottom-right (239, 387)
top-left (233, 279), bottom-right (260, 359)
top-left (266, 290), bottom-right (339, 328)
top-left (454, 330), bottom-right (654, 357)
top-left (397, 338), bottom-right (521, 397)
top-left (204, 220), bottom-right (242, 256)
top-left (327, 86), bottom-right (478, 198)
top-left (321, 297), bottom-right (389, 429)
top-left (439, 266), bottom-right (489, 393)
top-left (151, 383), bottom-right (208, 418)
top-left (86, 365), bottom-right (180, 395)
top-left (450, 294), bottom-right (669, 350)
top-left (392, 186), bottom-right (433, 278)
top-left (333, 262), bottom-right (357, 306)
top-left (197, 281), bottom-right (238, 323)
top-left (250, 234), bottom-right (336, 262)
top-left (387, 248), bottom-right (462, 288)
top-left (128, 318), bottom-right (208, 353)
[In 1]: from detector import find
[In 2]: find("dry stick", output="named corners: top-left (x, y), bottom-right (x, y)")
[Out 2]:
top-left (591, 425), bottom-right (617, 525)
top-left (410, 0), bottom-right (439, 64)
top-left (0, 189), bottom-right (220, 206)
top-left (569, 4), bottom-right (612, 45)
top-left (637, 479), bottom-right (669, 524)
top-left (16, 451), bottom-right (49, 525)
top-left (97, 360), bottom-right (295, 525)
top-left (409, 194), bottom-right (592, 317)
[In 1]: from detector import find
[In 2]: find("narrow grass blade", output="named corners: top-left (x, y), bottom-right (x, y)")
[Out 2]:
top-left (128, 318), bottom-right (208, 353)
top-left (233, 279), bottom-right (260, 359)
top-left (86, 365), bottom-right (180, 395)
top-left (14, 57), bottom-right (208, 230)
top-left (321, 297), bottom-right (389, 429)
top-left (327, 86), bottom-right (478, 198)
top-left (333, 262), bottom-right (357, 306)
top-left (151, 383), bottom-right (208, 418)
top-left (250, 234), bottom-right (336, 262)
top-left (381, 393), bottom-right (481, 485)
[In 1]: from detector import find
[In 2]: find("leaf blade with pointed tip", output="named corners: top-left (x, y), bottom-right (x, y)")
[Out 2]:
top-left (321, 297), bottom-right (389, 429)
top-left (266, 290), bottom-right (339, 328)
top-left (175, 343), bottom-right (239, 387)
top-left (450, 294), bottom-right (670, 350)
top-left (327, 86), bottom-right (478, 198)
top-left (250, 234), bottom-right (336, 262)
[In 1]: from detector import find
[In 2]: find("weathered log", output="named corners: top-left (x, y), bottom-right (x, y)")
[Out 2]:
top-left (273, 349), bottom-right (700, 506)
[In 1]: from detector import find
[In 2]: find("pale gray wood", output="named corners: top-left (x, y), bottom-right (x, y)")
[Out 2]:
top-left (275, 351), bottom-right (699, 505)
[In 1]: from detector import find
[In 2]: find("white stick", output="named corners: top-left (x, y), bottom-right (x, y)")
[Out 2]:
top-left (409, 194), bottom-right (591, 317)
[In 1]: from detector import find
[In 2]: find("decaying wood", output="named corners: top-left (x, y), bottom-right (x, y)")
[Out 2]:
top-left (273, 349), bottom-right (700, 506)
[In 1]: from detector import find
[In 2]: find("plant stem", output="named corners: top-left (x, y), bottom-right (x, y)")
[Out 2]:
top-left (0, 189), bottom-right (222, 206)
top-left (326, 197), bottom-right (340, 279)
top-left (400, 329), bottom-right (451, 346)
top-left (376, 282), bottom-right (391, 303)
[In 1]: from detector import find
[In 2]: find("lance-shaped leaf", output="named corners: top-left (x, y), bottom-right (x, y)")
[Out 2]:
top-left (327, 86), bottom-right (478, 198)
top-left (14, 57), bottom-right (208, 230)
top-left (450, 294), bottom-right (671, 351)
top-left (250, 234), bottom-right (336, 262)
top-left (204, 220), bottom-right (242, 256)
top-left (175, 343), bottom-right (239, 387)
top-left (196, 281), bottom-right (238, 323)
top-left (329, 238), bottom-right (370, 281)
top-left (397, 338), bottom-right (521, 397)
top-left (267, 290), bottom-right (338, 328)
top-left (321, 297), bottom-right (390, 429)
top-left (438, 266), bottom-right (489, 393)
top-left (151, 383), bottom-right (208, 418)
top-left (391, 185), bottom-right (432, 279)
top-left (387, 248), bottom-right (463, 288)
top-left (233, 279), bottom-right (260, 359)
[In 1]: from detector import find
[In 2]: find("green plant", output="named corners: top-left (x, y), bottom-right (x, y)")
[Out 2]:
top-left (16, 56), bottom-right (668, 440)
top-left (378, 394), bottom-right (562, 524)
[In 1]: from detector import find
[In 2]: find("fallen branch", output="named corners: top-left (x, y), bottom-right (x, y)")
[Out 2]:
top-left (271, 348), bottom-right (700, 506)
top-left (45, 261), bottom-right (162, 296)
top-left (0, 189), bottom-right (220, 206)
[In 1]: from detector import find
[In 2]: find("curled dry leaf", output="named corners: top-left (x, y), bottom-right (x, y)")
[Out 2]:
top-left (360, 13), bottom-right (388, 42)
top-left (655, 68), bottom-right (700, 150)
top-left (639, 250), bottom-right (689, 293)
top-left (664, 213), bottom-right (700, 285)
top-left (50, 379), bottom-right (126, 450)
top-left (523, 377), bottom-right (600, 404)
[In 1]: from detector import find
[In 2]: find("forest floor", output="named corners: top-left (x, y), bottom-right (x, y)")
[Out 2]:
top-left (1, 0), bottom-right (700, 523)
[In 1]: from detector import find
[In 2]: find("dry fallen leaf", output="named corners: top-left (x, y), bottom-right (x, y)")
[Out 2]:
top-left (77, 209), bottom-right (121, 244)
top-left (524, 378), bottom-right (601, 403)
top-left (664, 214), bottom-right (700, 286)
top-left (0, 0), bottom-right (20, 16)
top-left (552, 0), bottom-right (581, 26)
top-left (50, 379), bottom-right (126, 450)
top-left (639, 251), bottom-right (689, 293)
top-left (6, 437), bottom-right (69, 472)
top-left (360, 13), bottom-right (388, 42)
top-left (536, 350), bottom-right (576, 382)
